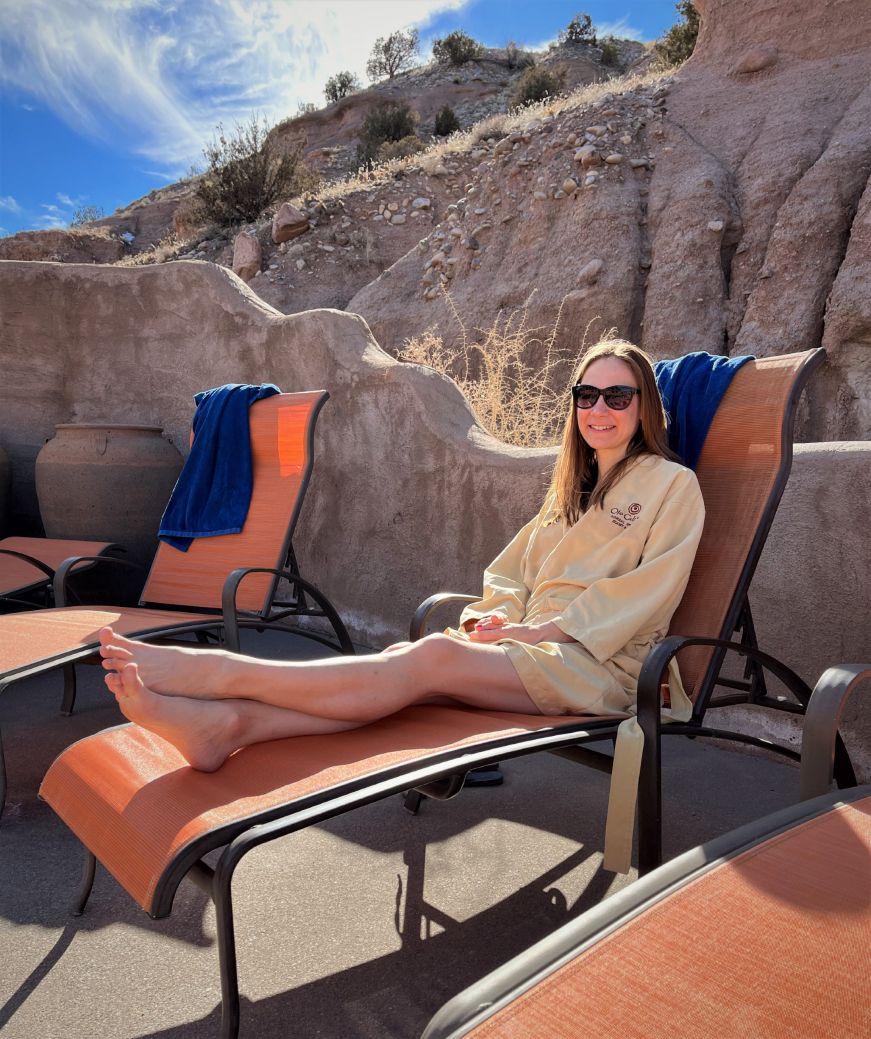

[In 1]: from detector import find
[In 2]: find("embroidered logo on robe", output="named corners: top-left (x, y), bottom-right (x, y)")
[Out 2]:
top-left (611, 502), bottom-right (642, 529)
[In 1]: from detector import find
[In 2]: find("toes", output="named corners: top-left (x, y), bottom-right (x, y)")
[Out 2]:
top-left (105, 672), bottom-right (123, 697)
top-left (120, 662), bottom-right (141, 694)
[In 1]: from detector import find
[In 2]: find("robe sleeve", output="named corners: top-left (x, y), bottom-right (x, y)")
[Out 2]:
top-left (457, 510), bottom-right (541, 630)
top-left (551, 484), bottom-right (705, 662)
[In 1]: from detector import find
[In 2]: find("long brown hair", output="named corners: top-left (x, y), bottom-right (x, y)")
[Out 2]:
top-left (548, 338), bottom-right (676, 524)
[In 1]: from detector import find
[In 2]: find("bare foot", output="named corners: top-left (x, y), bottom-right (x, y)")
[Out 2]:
top-left (107, 663), bottom-right (240, 771)
top-left (99, 627), bottom-right (234, 699)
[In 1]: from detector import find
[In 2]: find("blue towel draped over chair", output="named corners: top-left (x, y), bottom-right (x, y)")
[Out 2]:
top-left (159, 383), bottom-right (280, 552)
top-left (654, 352), bottom-right (753, 469)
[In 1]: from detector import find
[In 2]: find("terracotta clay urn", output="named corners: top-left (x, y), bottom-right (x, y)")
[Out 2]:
top-left (0, 443), bottom-right (10, 535)
top-left (35, 424), bottom-right (184, 567)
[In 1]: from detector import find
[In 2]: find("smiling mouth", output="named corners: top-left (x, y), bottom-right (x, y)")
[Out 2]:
top-left (589, 424), bottom-right (615, 431)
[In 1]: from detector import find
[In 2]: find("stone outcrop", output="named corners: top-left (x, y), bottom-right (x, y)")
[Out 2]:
top-left (232, 232), bottom-right (261, 281)
top-left (348, 0), bottom-right (871, 442)
top-left (0, 229), bottom-right (127, 264)
top-left (0, 259), bottom-right (868, 775)
top-left (271, 202), bottom-right (309, 243)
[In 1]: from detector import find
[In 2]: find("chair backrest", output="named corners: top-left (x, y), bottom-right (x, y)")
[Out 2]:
top-left (667, 349), bottom-right (823, 710)
top-left (140, 390), bottom-right (328, 615)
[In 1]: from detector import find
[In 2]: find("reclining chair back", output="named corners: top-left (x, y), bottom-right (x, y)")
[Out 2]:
top-left (140, 391), bottom-right (327, 617)
top-left (666, 350), bottom-right (823, 711)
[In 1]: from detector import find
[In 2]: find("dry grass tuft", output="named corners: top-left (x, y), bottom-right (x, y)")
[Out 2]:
top-left (399, 291), bottom-right (575, 448)
top-left (114, 232), bottom-right (197, 267)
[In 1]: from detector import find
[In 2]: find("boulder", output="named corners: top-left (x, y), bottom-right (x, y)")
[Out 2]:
top-left (271, 203), bottom-right (309, 244)
top-left (232, 232), bottom-right (261, 282)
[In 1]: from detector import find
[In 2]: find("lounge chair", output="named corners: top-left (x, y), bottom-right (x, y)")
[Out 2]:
top-left (0, 537), bottom-right (121, 611)
top-left (39, 348), bottom-right (860, 1039)
top-left (0, 390), bottom-right (352, 813)
top-left (422, 667), bottom-right (871, 1038)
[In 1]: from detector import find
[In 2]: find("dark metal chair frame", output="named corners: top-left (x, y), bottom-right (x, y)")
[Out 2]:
top-left (422, 733), bottom-right (871, 1039)
top-left (0, 391), bottom-right (353, 814)
top-left (47, 351), bottom-right (861, 1039)
top-left (0, 541), bottom-right (123, 612)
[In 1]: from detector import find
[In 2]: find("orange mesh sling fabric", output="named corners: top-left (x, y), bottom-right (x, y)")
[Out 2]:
top-left (40, 706), bottom-right (590, 913)
top-left (0, 537), bottom-right (115, 597)
top-left (0, 392), bottom-right (322, 682)
top-left (0, 607), bottom-right (210, 678)
top-left (667, 353), bottom-right (809, 700)
top-left (141, 391), bottom-right (321, 613)
top-left (460, 795), bottom-right (871, 1039)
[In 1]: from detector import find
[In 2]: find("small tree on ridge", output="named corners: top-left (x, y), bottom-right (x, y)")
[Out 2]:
top-left (324, 70), bottom-right (360, 103)
top-left (366, 29), bottom-right (420, 81)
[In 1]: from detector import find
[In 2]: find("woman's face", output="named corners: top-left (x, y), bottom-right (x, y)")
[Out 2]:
top-left (575, 356), bottom-right (641, 465)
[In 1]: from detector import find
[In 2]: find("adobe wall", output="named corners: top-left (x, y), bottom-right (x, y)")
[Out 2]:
top-left (0, 260), bottom-right (867, 775)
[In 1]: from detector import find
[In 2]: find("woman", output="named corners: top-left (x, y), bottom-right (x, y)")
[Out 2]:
top-left (99, 339), bottom-right (705, 773)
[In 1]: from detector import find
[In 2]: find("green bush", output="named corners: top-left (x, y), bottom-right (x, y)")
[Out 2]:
top-left (559, 13), bottom-right (596, 45)
top-left (366, 29), bottom-right (419, 81)
top-left (654, 1), bottom-right (700, 67)
top-left (70, 205), bottom-right (104, 227)
top-left (432, 30), bottom-right (483, 66)
top-left (376, 135), bottom-right (427, 162)
top-left (433, 105), bottom-right (460, 136)
top-left (194, 115), bottom-right (315, 226)
top-left (356, 101), bottom-right (418, 168)
top-left (505, 40), bottom-right (535, 69)
top-left (296, 101), bottom-right (317, 115)
top-left (599, 36), bottom-right (619, 66)
top-left (509, 66), bottom-right (566, 110)
top-left (324, 71), bottom-right (360, 103)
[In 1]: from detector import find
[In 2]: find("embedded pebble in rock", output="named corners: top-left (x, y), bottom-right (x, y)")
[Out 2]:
top-left (391, 214), bottom-right (407, 225)
top-left (562, 178), bottom-right (578, 195)
top-left (411, 197), bottom-right (431, 209)
top-left (471, 223), bottom-right (491, 237)
top-left (574, 146), bottom-right (599, 167)
top-left (554, 190), bottom-right (566, 199)
top-left (630, 158), bottom-right (649, 169)
top-left (707, 220), bottom-right (725, 231)
top-left (494, 138), bottom-right (512, 155)
top-left (387, 202), bottom-right (400, 213)
top-left (577, 257), bottom-right (604, 285)
top-left (584, 172), bottom-right (599, 186)
top-left (295, 259), bottom-right (306, 271)
top-left (605, 153), bottom-right (625, 165)
top-left (533, 190), bottom-right (548, 200)
top-left (432, 165), bottom-right (449, 177)
top-left (586, 125), bottom-right (607, 137)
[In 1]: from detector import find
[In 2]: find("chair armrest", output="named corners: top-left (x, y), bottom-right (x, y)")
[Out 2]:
top-left (0, 548), bottom-right (57, 580)
top-left (409, 592), bottom-right (478, 641)
top-left (800, 665), bottom-right (870, 800)
top-left (635, 634), bottom-right (813, 743)
top-left (53, 554), bottom-right (141, 607)
top-left (221, 566), bottom-right (354, 655)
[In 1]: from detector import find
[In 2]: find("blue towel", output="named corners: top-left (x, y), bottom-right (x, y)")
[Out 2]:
top-left (654, 352), bottom-right (753, 469)
top-left (158, 383), bottom-right (280, 552)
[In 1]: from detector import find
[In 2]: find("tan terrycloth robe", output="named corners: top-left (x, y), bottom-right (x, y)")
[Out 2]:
top-left (454, 455), bottom-right (705, 717)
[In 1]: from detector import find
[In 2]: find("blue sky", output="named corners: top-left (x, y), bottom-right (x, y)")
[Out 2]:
top-left (0, 1), bottom-right (681, 237)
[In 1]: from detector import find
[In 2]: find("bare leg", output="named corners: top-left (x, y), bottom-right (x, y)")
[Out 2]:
top-left (107, 663), bottom-right (367, 771)
top-left (99, 627), bottom-right (537, 720)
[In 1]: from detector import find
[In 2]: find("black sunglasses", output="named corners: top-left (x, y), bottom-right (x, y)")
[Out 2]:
top-left (572, 384), bottom-right (640, 411)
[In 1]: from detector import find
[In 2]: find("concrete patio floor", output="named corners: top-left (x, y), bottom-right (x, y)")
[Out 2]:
top-left (0, 630), bottom-right (806, 1039)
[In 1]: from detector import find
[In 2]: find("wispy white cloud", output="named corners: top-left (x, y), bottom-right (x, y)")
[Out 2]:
top-left (20, 103), bottom-right (35, 111)
top-left (596, 18), bottom-right (648, 42)
top-left (0, 195), bottom-right (23, 213)
top-left (0, 0), bottom-right (467, 173)
top-left (35, 213), bottom-right (68, 229)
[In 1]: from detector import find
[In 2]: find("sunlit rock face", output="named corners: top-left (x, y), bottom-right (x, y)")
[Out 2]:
top-left (349, 0), bottom-right (871, 442)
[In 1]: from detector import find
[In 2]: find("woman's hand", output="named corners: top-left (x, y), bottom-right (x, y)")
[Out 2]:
top-left (467, 616), bottom-right (575, 645)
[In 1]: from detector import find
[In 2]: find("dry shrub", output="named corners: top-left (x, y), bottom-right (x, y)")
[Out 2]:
top-left (399, 293), bottom-right (573, 448)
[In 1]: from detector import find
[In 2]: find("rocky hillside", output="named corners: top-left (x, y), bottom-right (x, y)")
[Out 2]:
top-left (2, 1), bottom-right (869, 443)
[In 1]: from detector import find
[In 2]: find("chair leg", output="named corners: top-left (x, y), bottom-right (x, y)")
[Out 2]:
top-left (73, 851), bottom-right (97, 916)
top-left (403, 790), bottom-right (423, 814)
top-left (60, 665), bottom-right (77, 716)
top-left (0, 729), bottom-right (6, 822)
top-left (214, 865), bottom-right (242, 1039)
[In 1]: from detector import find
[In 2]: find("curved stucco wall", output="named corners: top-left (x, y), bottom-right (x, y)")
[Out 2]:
top-left (0, 260), bottom-right (868, 774)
